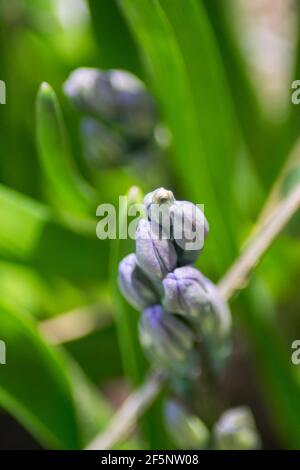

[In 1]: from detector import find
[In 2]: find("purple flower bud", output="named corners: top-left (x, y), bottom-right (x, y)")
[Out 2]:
top-left (163, 266), bottom-right (230, 329)
top-left (171, 201), bottom-right (209, 254)
top-left (213, 407), bottom-right (261, 450)
top-left (64, 68), bottom-right (156, 141)
top-left (163, 266), bottom-right (231, 370)
top-left (143, 190), bottom-right (209, 266)
top-left (135, 218), bottom-right (177, 285)
top-left (144, 187), bottom-right (175, 228)
top-left (109, 70), bottom-right (156, 141)
top-left (174, 244), bottom-right (201, 266)
top-left (118, 254), bottom-right (159, 310)
top-left (64, 68), bottom-right (116, 119)
top-left (140, 305), bottom-right (200, 378)
top-left (163, 266), bottom-right (208, 317)
top-left (144, 187), bottom-right (175, 210)
top-left (164, 400), bottom-right (210, 449)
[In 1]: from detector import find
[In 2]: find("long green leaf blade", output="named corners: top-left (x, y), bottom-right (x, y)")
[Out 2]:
top-left (0, 184), bottom-right (108, 282)
top-left (36, 83), bottom-right (97, 219)
top-left (109, 187), bottom-right (145, 387)
top-left (159, 0), bottom-right (238, 204)
top-left (88, 0), bottom-right (142, 76)
top-left (242, 284), bottom-right (300, 449)
top-left (119, 0), bottom-right (237, 274)
top-left (0, 301), bottom-right (80, 448)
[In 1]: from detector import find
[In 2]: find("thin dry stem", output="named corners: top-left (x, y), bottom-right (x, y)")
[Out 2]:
top-left (218, 180), bottom-right (300, 300)
top-left (86, 372), bottom-right (164, 450)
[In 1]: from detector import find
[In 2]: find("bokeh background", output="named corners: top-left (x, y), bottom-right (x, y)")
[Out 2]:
top-left (0, 0), bottom-right (300, 450)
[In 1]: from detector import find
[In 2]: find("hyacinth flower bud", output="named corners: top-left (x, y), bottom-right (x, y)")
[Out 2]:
top-left (164, 399), bottom-right (210, 449)
top-left (163, 266), bottom-right (230, 330)
top-left (213, 407), bottom-right (261, 450)
top-left (144, 187), bottom-right (175, 212)
top-left (80, 117), bottom-right (125, 168)
top-left (163, 266), bottom-right (231, 370)
top-left (108, 70), bottom-right (156, 141)
top-left (135, 218), bottom-right (177, 287)
top-left (174, 243), bottom-right (200, 266)
top-left (163, 266), bottom-right (208, 317)
top-left (118, 254), bottom-right (159, 311)
top-left (139, 305), bottom-right (200, 379)
top-left (144, 187), bottom-right (175, 229)
top-left (64, 68), bottom-right (156, 141)
top-left (64, 68), bottom-right (116, 119)
top-left (170, 201), bottom-right (209, 261)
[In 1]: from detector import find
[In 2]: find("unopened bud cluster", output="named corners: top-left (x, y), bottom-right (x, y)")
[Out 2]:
top-left (118, 188), bottom-right (231, 378)
top-left (64, 68), bottom-right (158, 169)
top-left (118, 187), bottom-right (261, 449)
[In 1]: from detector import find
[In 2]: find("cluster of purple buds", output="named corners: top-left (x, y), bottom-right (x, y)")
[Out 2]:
top-left (118, 188), bottom-right (232, 379)
top-left (63, 68), bottom-right (157, 168)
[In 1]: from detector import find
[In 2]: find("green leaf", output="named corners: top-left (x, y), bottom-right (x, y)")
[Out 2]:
top-left (0, 299), bottom-right (114, 449)
top-left (202, 0), bottom-right (293, 191)
top-left (36, 82), bottom-right (97, 221)
top-left (0, 301), bottom-right (76, 448)
top-left (64, 324), bottom-right (123, 384)
top-left (0, 261), bottom-right (54, 319)
top-left (88, 0), bottom-right (143, 77)
top-left (159, 0), bottom-right (238, 198)
top-left (282, 166), bottom-right (300, 197)
top-left (119, 0), bottom-right (238, 274)
top-left (201, 1), bottom-right (265, 166)
top-left (109, 187), bottom-right (146, 386)
top-left (0, 184), bottom-right (108, 282)
top-left (241, 282), bottom-right (300, 449)
top-left (66, 358), bottom-right (112, 447)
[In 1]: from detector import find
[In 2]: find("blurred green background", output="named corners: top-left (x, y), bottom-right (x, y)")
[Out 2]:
top-left (0, 0), bottom-right (300, 450)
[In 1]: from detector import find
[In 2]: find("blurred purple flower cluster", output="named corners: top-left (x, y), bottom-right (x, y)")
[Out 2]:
top-left (64, 68), bottom-right (158, 169)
